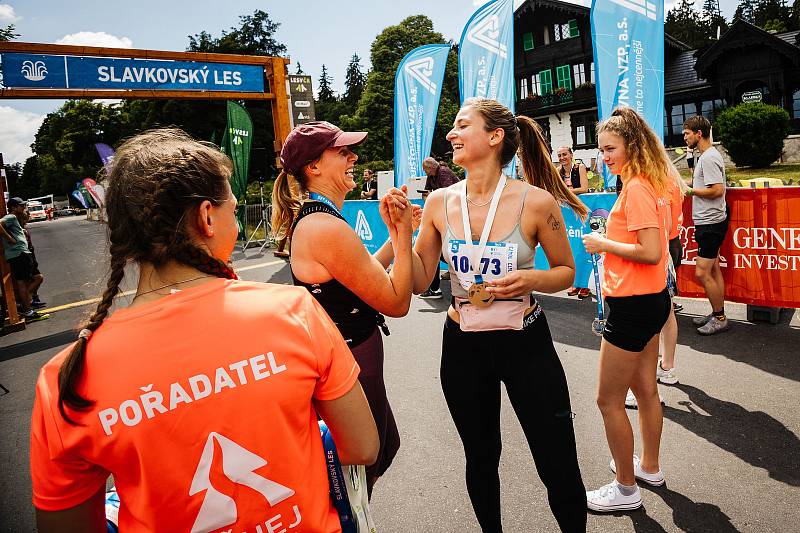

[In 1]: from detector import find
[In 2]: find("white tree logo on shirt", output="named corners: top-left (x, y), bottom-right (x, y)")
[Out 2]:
top-left (189, 432), bottom-right (295, 533)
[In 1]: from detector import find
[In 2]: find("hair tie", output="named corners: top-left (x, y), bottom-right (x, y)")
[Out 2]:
top-left (512, 115), bottom-right (519, 128)
top-left (78, 329), bottom-right (92, 340)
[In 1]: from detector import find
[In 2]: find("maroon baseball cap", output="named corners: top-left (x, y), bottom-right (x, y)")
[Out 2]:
top-left (280, 121), bottom-right (367, 176)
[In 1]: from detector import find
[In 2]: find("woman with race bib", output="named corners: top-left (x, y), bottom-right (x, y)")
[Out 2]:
top-left (406, 98), bottom-right (588, 532)
top-left (582, 107), bottom-right (672, 512)
top-left (272, 121), bottom-right (415, 498)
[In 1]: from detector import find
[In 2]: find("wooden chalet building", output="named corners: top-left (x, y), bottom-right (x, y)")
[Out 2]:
top-left (514, 0), bottom-right (800, 164)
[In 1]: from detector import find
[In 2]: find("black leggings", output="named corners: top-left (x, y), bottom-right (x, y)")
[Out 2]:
top-left (441, 312), bottom-right (586, 533)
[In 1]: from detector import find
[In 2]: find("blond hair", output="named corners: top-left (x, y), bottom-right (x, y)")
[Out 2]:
top-left (597, 107), bottom-right (671, 194)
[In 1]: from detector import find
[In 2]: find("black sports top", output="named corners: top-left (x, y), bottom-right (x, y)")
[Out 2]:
top-left (560, 163), bottom-right (582, 189)
top-left (290, 201), bottom-right (388, 347)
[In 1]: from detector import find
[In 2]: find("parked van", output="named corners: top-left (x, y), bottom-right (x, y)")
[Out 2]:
top-left (27, 201), bottom-right (47, 222)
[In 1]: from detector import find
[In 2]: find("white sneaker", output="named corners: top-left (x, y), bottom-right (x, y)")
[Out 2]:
top-left (586, 479), bottom-right (642, 512)
top-left (610, 454), bottom-right (666, 487)
top-left (656, 361), bottom-right (678, 385)
top-left (624, 389), bottom-right (665, 410)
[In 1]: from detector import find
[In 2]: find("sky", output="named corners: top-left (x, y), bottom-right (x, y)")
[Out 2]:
top-left (1, 0), bottom-right (740, 166)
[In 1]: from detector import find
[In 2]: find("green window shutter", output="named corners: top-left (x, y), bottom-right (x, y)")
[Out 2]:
top-left (568, 19), bottom-right (579, 38)
top-left (539, 69), bottom-right (552, 95)
top-left (556, 65), bottom-right (572, 90)
top-left (523, 32), bottom-right (534, 51)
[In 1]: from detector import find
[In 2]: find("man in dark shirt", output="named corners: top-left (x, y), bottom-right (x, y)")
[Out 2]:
top-left (360, 169), bottom-right (378, 199)
top-left (422, 157), bottom-right (459, 192)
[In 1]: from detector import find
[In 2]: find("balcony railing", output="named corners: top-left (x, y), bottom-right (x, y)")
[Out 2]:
top-left (517, 85), bottom-right (596, 114)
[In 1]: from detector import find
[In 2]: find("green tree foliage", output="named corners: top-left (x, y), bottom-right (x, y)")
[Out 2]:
top-left (317, 64), bottom-right (336, 102)
top-left (1, 24), bottom-right (19, 41)
top-left (735, 0), bottom-right (795, 30)
top-left (343, 54), bottom-right (366, 109)
top-left (341, 15), bottom-right (458, 164)
top-left (666, 0), bottom-right (729, 48)
top-left (314, 64), bottom-right (349, 124)
top-left (187, 10), bottom-right (286, 56)
top-left (715, 102), bottom-right (790, 167)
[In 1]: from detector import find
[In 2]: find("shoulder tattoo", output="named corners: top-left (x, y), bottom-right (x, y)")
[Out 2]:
top-left (547, 213), bottom-right (561, 231)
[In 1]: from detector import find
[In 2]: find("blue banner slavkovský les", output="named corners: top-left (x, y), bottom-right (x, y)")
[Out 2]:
top-left (394, 44), bottom-right (451, 189)
top-left (1, 53), bottom-right (266, 93)
top-left (590, 0), bottom-right (665, 189)
top-left (459, 0), bottom-right (515, 176)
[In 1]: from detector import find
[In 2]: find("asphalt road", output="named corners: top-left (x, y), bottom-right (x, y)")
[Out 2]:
top-left (1, 216), bottom-right (799, 532)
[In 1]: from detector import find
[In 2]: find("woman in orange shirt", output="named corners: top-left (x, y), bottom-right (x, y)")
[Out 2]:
top-left (582, 108), bottom-right (672, 512)
top-left (31, 129), bottom-right (378, 533)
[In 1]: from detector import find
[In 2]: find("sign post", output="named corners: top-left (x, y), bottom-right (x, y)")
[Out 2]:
top-left (288, 75), bottom-right (315, 126)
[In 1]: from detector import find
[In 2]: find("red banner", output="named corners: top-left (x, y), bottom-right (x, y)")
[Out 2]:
top-left (677, 188), bottom-right (800, 308)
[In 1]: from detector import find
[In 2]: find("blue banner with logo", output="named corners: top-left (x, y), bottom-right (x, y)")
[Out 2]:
top-left (394, 44), bottom-right (451, 189)
top-left (1, 53), bottom-right (265, 92)
top-left (459, 0), bottom-right (515, 175)
top-left (458, 0), bottom-right (514, 107)
top-left (343, 194), bottom-right (619, 287)
top-left (591, 0), bottom-right (665, 189)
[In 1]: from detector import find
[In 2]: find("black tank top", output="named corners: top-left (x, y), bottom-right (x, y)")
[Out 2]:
top-left (290, 201), bottom-right (388, 347)
top-left (560, 163), bottom-right (582, 189)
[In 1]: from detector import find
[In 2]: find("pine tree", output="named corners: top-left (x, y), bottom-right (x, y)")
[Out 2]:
top-left (317, 64), bottom-right (336, 103)
top-left (295, 63), bottom-right (305, 75)
top-left (702, 0), bottom-right (722, 18)
top-left (343, 54), bottom-right (366, 109)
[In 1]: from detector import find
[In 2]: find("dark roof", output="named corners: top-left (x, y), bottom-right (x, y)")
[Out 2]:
top-left (515, 0), bottom-right (589, 18)
top-left (696, 19), bottom-right (800, 76)
top-left (776, 30), bottom-right (800, 47)
top-left (664, 51), bottom-right (710, 95)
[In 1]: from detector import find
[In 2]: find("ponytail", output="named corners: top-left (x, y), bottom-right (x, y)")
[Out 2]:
top-left (271, 171), bottom-right (303, 238)
top-left (517, 116), bottom-right (588, 220)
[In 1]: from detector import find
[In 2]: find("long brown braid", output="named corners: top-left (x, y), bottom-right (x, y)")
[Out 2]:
top-left (58, 128), bottom-right (236, 424)
top-left (464, 98), bottom-right (588, 220)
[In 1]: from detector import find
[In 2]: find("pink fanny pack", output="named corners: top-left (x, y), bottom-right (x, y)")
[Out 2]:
top-left (454, 295), bottom-right (536, 332)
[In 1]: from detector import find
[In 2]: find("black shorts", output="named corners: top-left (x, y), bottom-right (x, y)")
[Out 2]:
top-left (668, 237), bottom-right (682, 296)
top-left (603, 288), bottom-right (671, 352)
top-left (8, 252), bottom-right (35, 282)
top-left (695, 216), bottom-right (729, 260)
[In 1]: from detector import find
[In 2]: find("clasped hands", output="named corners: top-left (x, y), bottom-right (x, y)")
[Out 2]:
top-left (379, 186), bottom-right (422, 239)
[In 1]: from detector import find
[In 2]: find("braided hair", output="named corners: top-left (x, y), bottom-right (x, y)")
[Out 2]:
top-left (58, 128), bottom-right (237, 424)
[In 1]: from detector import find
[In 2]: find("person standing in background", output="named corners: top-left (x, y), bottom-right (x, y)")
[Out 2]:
top-left (361, 168), bottom-right (378, 200)
top-left (557, 146), bottom-right (591, 299)
top-left (683, 116), bottom-right (730, 336)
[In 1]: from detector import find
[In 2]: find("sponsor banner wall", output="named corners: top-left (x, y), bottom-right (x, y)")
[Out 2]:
top-left (345, 188), bottom-right (800, 309)
top-left (1, 53), bottom-right (265, 92)
top-left (677, 188), bottom-right (800, 308)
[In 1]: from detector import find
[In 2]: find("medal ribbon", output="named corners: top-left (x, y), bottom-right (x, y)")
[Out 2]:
top-left (459, 174), bottom-right (507, 284)
top-left (308, 192), bottom-right (343, 217)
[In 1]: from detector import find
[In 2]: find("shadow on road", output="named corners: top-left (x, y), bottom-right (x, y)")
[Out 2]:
top-left (0, 329), bottom-right (76, 363)
top-left (594, 485), bottom-right (740, 532)
top-left (536, 293), bottom-right (800, 383)
top-left (663, 383), bottom-right (800, 487)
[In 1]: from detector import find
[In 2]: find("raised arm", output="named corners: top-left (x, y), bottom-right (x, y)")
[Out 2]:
top-left (411, 189), bottom-right (446, 294)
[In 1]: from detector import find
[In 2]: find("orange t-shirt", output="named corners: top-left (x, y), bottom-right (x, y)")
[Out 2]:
top-left (602, 177), bottom-right (670, 297)
top-left (667, 180), bottom-right (684, 240)
top-left (30, 279), bottom-right (359, 533)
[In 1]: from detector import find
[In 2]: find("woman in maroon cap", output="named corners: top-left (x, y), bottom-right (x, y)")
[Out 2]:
top-left (272, 121), bottom-right (414, 496)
